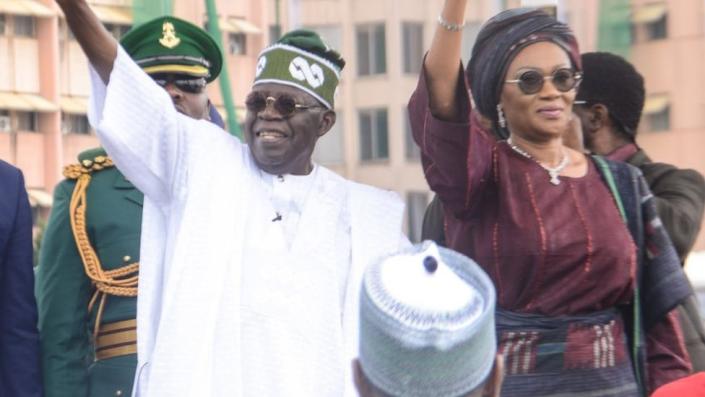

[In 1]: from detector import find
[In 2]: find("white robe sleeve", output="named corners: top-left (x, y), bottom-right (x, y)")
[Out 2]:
top-left (345, 184), bottom-right (408, 397)
top-left (88, 46), bottom-right (190, 206)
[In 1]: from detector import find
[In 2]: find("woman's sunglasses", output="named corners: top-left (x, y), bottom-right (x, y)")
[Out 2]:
top-left (505, 68), bottom-right (582, 95)
top-left (151, 75), bottom-right (206, 94)
top-left (245, 92), bottom-right (323, 117)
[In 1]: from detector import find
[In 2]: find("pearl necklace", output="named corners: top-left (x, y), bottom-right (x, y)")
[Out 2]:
top-left (506, 137), bottom-right (570, 185)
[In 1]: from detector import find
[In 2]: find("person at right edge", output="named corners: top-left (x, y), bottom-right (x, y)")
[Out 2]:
top-left (573, 51), bottom-right (705, 372)
top-left (409, 1), bottom-right (693, 396)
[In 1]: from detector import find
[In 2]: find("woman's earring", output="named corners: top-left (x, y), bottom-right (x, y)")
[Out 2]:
top-left (497, 104), bottom-right (506, 128)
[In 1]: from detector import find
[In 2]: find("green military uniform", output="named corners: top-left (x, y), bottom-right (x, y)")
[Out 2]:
top-left (36, 148), bottom-right (142, 397)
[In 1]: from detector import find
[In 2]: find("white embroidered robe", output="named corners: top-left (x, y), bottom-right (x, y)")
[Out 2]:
top-left (87, 47), bottom-right (408, 397)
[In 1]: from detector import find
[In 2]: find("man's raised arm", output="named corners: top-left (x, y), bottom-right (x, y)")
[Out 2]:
top-left (55, 0), bottom-right (117, 83)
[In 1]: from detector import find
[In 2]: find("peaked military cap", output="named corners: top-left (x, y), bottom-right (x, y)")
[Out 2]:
top-left (120, 16), bottom-right (223, 82)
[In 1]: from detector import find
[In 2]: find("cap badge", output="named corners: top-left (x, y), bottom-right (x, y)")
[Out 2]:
top-left (289, 56), bottom-right (324, 89)
top-left (159, 21), bottom-right (181, 49)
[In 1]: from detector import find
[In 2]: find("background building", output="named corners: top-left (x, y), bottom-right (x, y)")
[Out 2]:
top-left (4, 0), bottom-right (705, 254)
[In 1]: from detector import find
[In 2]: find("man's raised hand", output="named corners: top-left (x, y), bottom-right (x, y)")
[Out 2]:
top-left (55, 0), bottom-right (118, 83)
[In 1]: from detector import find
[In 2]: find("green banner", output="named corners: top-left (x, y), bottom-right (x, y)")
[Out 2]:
top-left (132, 0), bottom-right (173, 26)
top-left (597, 0), bottom-right (632, 59)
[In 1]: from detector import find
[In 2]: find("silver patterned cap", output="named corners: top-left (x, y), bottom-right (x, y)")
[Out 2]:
top-left (359, 242), bottom-right (496, 397)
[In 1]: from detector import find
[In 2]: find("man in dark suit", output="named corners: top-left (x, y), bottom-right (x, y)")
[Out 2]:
top-left (0, 159), bottom-right (42, 396)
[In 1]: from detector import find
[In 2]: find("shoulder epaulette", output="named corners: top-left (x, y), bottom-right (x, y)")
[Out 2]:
top-left (63, 155), bottom-right (115, 180)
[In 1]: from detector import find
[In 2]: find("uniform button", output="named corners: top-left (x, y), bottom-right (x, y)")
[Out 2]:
top-left (115, 391), bottom-right (123, 396)
top-left (123, 255), bottom-right (131, 262)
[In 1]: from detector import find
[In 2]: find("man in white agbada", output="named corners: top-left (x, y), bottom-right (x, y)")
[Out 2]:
top-left (57, 1), bottom-right (409, 396)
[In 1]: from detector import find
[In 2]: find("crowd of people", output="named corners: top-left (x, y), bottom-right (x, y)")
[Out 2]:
top-left (1, 0), bottom-right (704, 396)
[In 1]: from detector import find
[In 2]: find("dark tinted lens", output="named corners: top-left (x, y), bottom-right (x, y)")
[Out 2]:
top-left (552, 69), bottom-right (575, 92)
top-left (151, 74), bottom-right (205, 93)
top-left (274, 95), bottom-right (297, 116)
top-left (517, 71), bottom-right (544, 94)
top-left (245, 92), bottom-right (267, 113)
top-left (174, 80), bottom-right (204, 94)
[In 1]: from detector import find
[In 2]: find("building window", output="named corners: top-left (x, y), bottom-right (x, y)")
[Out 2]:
top-left (643, 95), bottom-right (670, 132)
top-left (313, 111), bottom-right (344, 165)
top-left (359, 108), bottom-right (388, 161)
top-left (62, 114), bottom-right (91, 135)
top-left (356, 23), bottom-right (386, 76)
top-left (646, 15), bottom-right (667, 40)
top-left (629, 22), bottom-right (638, 44)
top-left (407, 191), bottom-right (429, 243)
top-left (103, 23), bottom-right (131, 40)
top-left (59, 20), bottom-right (74, 41)
top-left (402, 22), bottom-right (423, 74)
top-left (14, 16), bottom-right (36, 38)
top-left (461, 22), bottom-right (482, 64)
top-left (647, 107), bottom-right (670, 132)
top-left (0, 15), bottom-right (6, 36)
top-left (228, 33), bottom-right (246, 55)
top-left (404, 107), bottom-right (420, 161)
top-left (632, 4), bottom-right (667, 43)
top-left (17, 112), bottom-right (38, 132)
top-left (68, 22), bottom-right (74, 40)
top-left (0, 110), bottom-right (10, 132)
top-left (269, 24), bottom-right (282, 44)
top-left (696, 286), bottom-right (705, 320)
top-left (536, 5), bottom-right (557, 18)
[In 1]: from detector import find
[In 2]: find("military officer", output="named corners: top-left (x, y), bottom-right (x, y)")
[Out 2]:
top-left (35, 16), bottom-right (224, 397)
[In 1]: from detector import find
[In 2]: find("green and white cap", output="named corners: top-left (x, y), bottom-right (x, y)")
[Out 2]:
top-left (359, 242), bottom-right (497, 397)
top-left (253, 29), bottom-right (345, 109)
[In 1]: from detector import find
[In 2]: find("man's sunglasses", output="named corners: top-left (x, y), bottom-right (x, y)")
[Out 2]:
top-left (505, 68), bottom-right (582, 95)
top-left (151, 75), bottom-right (207, 94)
top-left (245, 92), bottom-right (323, 117)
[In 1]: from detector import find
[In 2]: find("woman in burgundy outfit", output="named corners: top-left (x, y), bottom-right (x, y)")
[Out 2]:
top-left (409, 1), bottom-right (693, 395)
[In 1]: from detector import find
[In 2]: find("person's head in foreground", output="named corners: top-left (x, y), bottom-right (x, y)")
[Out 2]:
top-left (355, 242), bottom-right (503, 397)
top-left (466, 8), bottom-right (582, 142)
top-left (120, 16), bottom-right (224, 125)
top-left (246, 29), bottom-right (345, 175)
top-left (574, 52), bottom-right (645, 155)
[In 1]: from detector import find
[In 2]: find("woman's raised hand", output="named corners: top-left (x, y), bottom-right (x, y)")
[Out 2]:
top-left (425, 0), bottom-right (468, 121)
